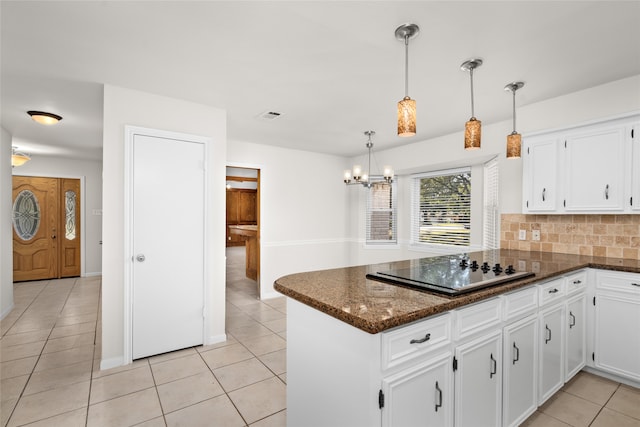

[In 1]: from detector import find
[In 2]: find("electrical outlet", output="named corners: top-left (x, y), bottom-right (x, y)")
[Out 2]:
top-left (518, 260), bottom-right (527, 271)
top-left (532, 261), bottom-right (541, 273)
top-left (519, 230), bottom-right (527, 240)
top-left (532, 230), bottom-right (540, 241)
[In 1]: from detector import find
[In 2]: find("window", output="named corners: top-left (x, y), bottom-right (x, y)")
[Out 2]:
top-left (366, 180), bottom-right (397, 244)
top-left (483, 159), bottom-right (499, 249)
top-left (411, 168), bottom-right (471, 247)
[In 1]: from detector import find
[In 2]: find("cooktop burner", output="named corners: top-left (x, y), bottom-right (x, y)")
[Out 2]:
top-left (366, 254), bottom-right (535, 296)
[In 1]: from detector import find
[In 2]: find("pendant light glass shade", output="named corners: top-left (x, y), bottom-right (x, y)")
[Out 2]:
top-left (395, 24), bottom-right (419, 138)
top-left (461, 59), bottom-right (483, 150)
top-left (504, 81), bottom-right (525, 159)
top-left (397, 96), bottom-right (416, 137)
top-left (11, 146), bottom-right (31, 167)
top-left (464, 117), bottom-right (482, 150)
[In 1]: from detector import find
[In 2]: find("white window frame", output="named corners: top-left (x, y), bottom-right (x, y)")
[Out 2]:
top-left (483, 158), bottom-right (500, 249)
top-left (365, 177), bottom-right (398, 246)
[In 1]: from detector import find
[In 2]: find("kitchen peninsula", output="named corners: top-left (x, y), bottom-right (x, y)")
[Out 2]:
top-left (229, 224), bottom-right (258, 280)
top-left (275, 249), bottom-right (640, 427)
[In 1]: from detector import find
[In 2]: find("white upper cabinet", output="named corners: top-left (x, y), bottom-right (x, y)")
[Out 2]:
top-left (632, 121), bottom-right (640, 212)
top-left (522, 113), bottom-right (639, 214)
top-left (522, 136), bottom-right (559, 212)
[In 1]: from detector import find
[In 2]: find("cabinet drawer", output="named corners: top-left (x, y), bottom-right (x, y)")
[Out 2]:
top-left (454, 297), bottom-right (502, 340)
top-left (596, 270), bottom-right (640, 295)
top-left (566, 271), bottom-right (587, 296)
top-left (502, 286), bottom-right (538, 322)
top-left (538, 278), bottom-right (565, 306)
top-left (381, 312), bottom-right (452, 371)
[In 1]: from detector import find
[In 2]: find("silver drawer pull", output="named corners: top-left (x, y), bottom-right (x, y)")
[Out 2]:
top-left (410, 333), bottom-right (431, 344)
top-left (548, 288), bottom-right (559, 294)
top-left (573, 280), bottom-right (582, 285)
top-left (631, 283), bottom-right (640, 287)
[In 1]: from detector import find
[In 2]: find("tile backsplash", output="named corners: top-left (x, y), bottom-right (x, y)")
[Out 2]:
top-left (500, 214), bottom-right (640, 259)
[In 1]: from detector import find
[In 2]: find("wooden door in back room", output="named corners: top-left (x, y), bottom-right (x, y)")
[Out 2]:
top-left (12, 176), bottom-right (81, 281)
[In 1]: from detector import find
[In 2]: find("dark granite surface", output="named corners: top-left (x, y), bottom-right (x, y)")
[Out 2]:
top-left (274, 249), bottom-right (640, 334)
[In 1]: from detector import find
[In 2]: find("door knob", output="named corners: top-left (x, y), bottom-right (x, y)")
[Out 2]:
top-left (136, 254), bottom-right (146, 262)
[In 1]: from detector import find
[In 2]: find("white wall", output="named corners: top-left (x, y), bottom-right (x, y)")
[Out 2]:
top-left (0, 127), bottom-right (13, 319)
top-left (346, 75), bottom-right (640, 264)
top-left (101, 85), bottom-right (226, 369)
top-left (227, 140), bottom-right (350, 299)
top-left (13, 156), bottom-right (103, 276)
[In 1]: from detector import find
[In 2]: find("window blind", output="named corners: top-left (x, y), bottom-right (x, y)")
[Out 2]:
top-left (366, 180), bottom-right (397, 244)
top-left (483, 159), bottom-right (499, 249)
top-left (411, 168), bottom-right (471, 247)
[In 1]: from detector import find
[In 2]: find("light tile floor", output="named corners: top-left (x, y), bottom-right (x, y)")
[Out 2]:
top-left (1, 247), bottom-right (286, 426)
top-left (2, 247), bottom-right (639, 426)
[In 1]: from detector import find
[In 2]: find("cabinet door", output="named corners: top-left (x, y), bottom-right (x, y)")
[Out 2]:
top-left (522, 136), bottom-right (559, 212)
top-left (594, 293), bottom-right (640, 381)
top-left (632, 122), bottom-right (640, 211)
top-left (382, 351), bottom-right (453, 427)
top-left (564, 124), bottom-right (626, 211)
top-left (454, 330), bottom-right (502, 427)
top-left (565, 294), bottom-right (586, 381)
top-left (238, 191), bottom-right (257, 223)
top-left (503, 315), bottom-right (538, 427)
top-left (539, 304), bottom-right (565, 404)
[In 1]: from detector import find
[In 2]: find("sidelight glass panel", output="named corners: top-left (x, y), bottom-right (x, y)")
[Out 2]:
top-left (65, 190), bottom-right (76, 240)
top-left (12, 190), bottom-right (41, 240)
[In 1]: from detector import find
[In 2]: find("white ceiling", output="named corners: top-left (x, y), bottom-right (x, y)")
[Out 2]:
top-left (2, 1), bottom-right (640, 161)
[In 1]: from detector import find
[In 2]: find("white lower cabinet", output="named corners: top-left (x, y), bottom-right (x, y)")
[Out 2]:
top-left (502, 314), bottom-right (538, 427)
top-left (593, 270), bottom-right (640, 381)
top-left (539, 303), bottom-right (565, 404)
top-left (381, 351), bottom-right (453, 427)
top-left (454, 329), bottom-right (502, 427)
top-left (566, 294), bottom-right (586, 380)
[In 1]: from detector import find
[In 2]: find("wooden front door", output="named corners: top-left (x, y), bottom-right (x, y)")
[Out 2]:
top-left (12, 176), bottom-right (81, 281)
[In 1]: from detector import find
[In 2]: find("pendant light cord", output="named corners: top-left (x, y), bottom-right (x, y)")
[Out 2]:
top-left (469, 68), bottom-right (475, 118)
top-left (511, 89), bottom-right (517, 133)
top-left (404, 36), bottom-right (409, 97)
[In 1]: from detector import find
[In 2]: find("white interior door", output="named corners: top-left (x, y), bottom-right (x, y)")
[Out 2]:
top-left (131, 133), bottom-right (205, 359)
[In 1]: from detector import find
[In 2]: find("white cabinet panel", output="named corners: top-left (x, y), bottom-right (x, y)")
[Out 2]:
top-left (539, 304), bottom-right (565, 404)
top-left (566, 294), bottom-right (586, 381)
top-left (454, 330), bottom-right (502, 427)
top-left (564, 124), bottom-right (627, 211)
top-left (503, 315), bottom-right (538, 427)
top-left (632, 122), bottom-right (640, 211)
top-left (382, 352), bottom-right (453, 427)
top-left (522, 136), bottom-right (559, 212)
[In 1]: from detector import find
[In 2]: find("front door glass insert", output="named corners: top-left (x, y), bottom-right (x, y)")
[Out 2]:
top-left (13, 190), bottom-right (41, 240)
top-left (65, 190), bottom-right (76, 240)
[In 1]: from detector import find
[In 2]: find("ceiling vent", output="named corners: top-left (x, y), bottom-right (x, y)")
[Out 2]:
top-left (257, 111), bottom-right (283, 121)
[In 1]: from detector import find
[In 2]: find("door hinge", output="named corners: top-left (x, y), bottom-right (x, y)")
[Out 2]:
top-left (453, 356), bottom-right (458, 371)
top-left (378, 389), bottom-right (384, 409)
top-left (592, 352), bottom-right (595, 362)
top-left (593, 296), bottom-right (596, 306)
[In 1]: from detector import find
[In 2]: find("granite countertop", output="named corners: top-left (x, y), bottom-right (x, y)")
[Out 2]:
top-left (274, 249), bottom-right (640, 334)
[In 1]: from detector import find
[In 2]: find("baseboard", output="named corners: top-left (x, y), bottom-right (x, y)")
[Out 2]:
top-left (0, 302), bottom-right (15, 320)
top-left (100, 356), bottom-right (126, 371)
top-left (206, 333), bottom-right (227, 346)
top-left (582, 366), bottom-right (640, 389)
top-left (83, 272), bottom-right (102, 277)
top-left (260, 291), bottom-right (283, 300)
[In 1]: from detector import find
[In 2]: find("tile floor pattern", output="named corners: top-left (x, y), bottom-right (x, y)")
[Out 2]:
top-left (1, 247), bottom-right (639, 426)
top-left (1, 247), bottom-right (286, 426)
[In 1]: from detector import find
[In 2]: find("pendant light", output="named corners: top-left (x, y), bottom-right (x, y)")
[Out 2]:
top-left (460, 59), bottom-right (483, 150)
top-left (504, 82), bottom-right (525, 159)
top-left (344, 131), bottom-right (393, 188)
top-left (395, 23), bottom-right (420, 137)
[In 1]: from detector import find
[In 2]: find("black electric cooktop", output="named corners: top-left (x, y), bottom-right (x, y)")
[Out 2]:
top-left (366, 253), bottom-right (535, 296)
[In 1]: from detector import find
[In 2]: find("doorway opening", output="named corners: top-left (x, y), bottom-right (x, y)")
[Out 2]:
top-left (12, 176), bottom-right (81, 281)
top-left (225, 166), bottom-right (260, 298)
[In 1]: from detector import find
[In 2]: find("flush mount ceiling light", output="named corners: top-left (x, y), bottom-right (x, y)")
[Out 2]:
top-left (27, 111), bottom-right (62, 125)
top-left (343, 131), bottom-right (393, 188)
top-left (11, 146), bottom-right (31, 167)
top-left (461, 58), bottom-right (483, 150)
top-left (395, 23), bottom-right (420, 138)
top-left (504, 81), bottom-right (525, 159)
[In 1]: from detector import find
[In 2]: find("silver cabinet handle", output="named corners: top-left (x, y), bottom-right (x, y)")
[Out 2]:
top-left (136, 254), bottom-right (146, 262)
top-left (605, 184), bottom-right (609, 200)
top-left (573, 280), bottom-right (582, 285)
top-left (569, 311), bottom-right (576, 329)
top-left (435, 381), bottom-right (443, 412)
top-left (631, 283), bottom-right (640, 287)
top-left (542, 188), bottom-right (546, 202)
top-left (490, 353), bottom-right (497, 378)
top-left (410, 333), bottom-right (431, 344)
top-left (548, 288), bottom-right (559, 294)
top-left (545, 325), bottom-right (552, 344)
top-left (513, 342), bottom-right (520, 365)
